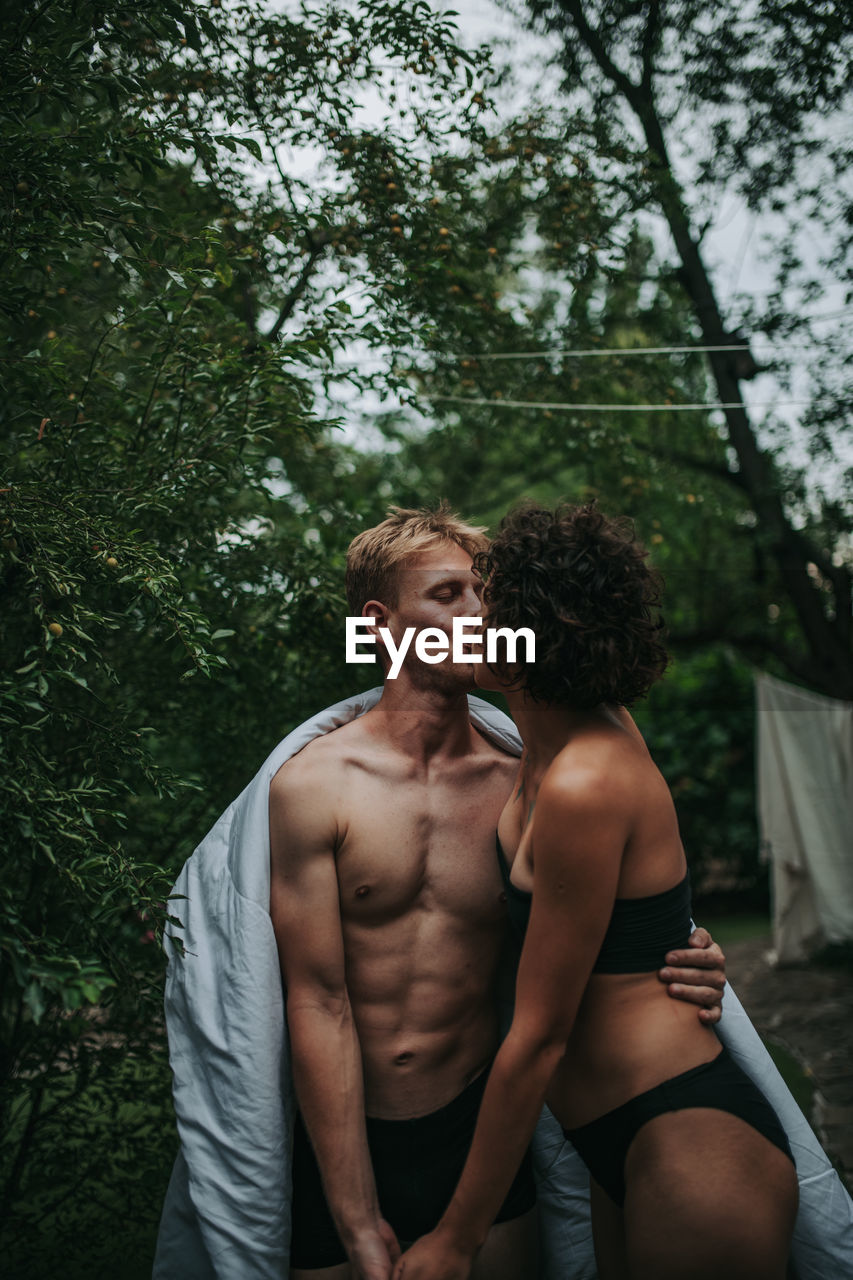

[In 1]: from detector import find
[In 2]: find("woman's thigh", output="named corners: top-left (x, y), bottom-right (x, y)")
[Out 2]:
top-left (589, 1179), bottom-right (628, 1280)
top-left (471, 1206), bottom-right (539, 1280)
top-left (622, 1107), bottom-right (798, 1280)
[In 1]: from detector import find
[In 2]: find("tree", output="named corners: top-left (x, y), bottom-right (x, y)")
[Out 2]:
top-left (0, 0), bottom-right (494, 1269)
top-left (508, 0), bottom-right (853, 697)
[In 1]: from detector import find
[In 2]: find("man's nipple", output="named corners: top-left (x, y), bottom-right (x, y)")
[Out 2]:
top-left (355, 885), bottom-right (370, 898)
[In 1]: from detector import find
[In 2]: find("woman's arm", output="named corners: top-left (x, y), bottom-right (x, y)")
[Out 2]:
top-left (393, 766), bottom-right (628, 1280)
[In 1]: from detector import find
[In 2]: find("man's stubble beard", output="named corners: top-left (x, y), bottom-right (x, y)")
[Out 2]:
top-left (400, 654), bottom-right (478, 697)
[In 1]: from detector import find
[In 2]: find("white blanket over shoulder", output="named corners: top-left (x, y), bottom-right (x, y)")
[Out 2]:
top-left (154, 690), bottom-right (853, 1280)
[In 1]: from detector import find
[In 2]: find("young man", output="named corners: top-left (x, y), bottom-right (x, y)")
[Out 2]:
top-left (270, 507), bottom-right (726, 1280)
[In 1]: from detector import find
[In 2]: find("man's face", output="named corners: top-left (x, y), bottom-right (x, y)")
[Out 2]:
top-left (374, 543), bottom-right (484, 689)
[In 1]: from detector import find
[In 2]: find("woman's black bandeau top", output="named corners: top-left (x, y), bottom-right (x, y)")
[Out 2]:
top-left (496, 834), bottom-right (692, 973)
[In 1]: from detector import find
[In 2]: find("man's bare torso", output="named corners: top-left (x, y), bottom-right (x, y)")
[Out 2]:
top-left (276, 708), bottom-right (518, 1120)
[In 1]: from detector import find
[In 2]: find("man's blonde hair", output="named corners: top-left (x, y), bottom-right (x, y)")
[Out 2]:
top-left (346, 503), bottom-right (488, 614)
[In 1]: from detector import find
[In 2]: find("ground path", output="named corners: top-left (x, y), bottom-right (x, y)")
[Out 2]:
top-left (726, 933), bottom-right (853, 1194)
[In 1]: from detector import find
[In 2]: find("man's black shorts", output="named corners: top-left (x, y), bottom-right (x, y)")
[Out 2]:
top-left (289, 1065), bottom-right (537, 1269)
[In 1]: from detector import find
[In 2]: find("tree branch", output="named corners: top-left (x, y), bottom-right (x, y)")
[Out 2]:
top-left (630, 436), bottom-right (748, 489)
top-left (640, 0), bottom-right (662, 94)
top-left (265, 242), bottom-right (327, 343)
top-left (560, 0), bottom-right (639, 99)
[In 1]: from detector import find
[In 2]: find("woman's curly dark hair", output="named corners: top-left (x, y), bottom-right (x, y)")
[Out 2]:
top-left (475, 502), bottom-right (668, 708)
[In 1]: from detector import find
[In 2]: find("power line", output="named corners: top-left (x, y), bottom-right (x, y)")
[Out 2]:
top-left (411, 343), bottom-right (761, 361)
top-left (424, 395), bottom-right (822, 412)
top-left (324, 340), bottom-right (836, 368)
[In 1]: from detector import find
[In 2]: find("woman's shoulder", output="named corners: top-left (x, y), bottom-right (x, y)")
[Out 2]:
top-left (541, 721), bottom-right (650, 817)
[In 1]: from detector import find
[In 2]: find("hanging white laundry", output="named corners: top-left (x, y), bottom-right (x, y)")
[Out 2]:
top-left (756, 672), bottom-right (853, 964)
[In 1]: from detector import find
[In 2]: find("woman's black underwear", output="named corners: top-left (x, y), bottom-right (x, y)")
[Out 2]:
top-left (563, 1045), bottom-right (794, 1207)
top-left (290, 1063), bottom-right (537, 1269)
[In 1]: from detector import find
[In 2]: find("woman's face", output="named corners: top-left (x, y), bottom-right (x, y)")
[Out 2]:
top-left (473, 605), bottom-right (526, 693)
top-left (473, 653), bottom-right (504, 692)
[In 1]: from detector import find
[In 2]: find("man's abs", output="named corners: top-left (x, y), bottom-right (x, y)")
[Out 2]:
top-left (345, 918), bottom-right (506, 1118)
top-left (327, 723), bottom-right (517, 1118)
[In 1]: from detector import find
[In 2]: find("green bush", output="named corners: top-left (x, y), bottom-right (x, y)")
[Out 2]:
top-left (634, 648), bottom-right (767, 908)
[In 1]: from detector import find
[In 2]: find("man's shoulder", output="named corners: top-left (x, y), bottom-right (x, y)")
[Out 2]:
top-left (272, 729), bottom-right (340, 787)
top-left (271, 715), bottom-right (374, 794)
top-left (268, 731), bottom-right (354, 854)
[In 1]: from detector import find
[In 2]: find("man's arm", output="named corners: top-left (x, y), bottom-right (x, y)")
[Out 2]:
top-left (270, 757), bottom-right (397, 1280)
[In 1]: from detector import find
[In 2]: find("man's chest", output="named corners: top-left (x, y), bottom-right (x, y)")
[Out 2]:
top-left (334, 766), bottom-right (513, 929)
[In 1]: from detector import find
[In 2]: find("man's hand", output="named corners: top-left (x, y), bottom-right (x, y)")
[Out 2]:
top-left (391, 1226), bottom-right (476, 1280)
top-left (658, 926), bottom-right (727, 1025)
top-left (349, 1218), bottom-right (401, 1280)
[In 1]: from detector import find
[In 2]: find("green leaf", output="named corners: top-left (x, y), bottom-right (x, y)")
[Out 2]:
top-left (24, 981), bottom-right (46, 1024)
top-left (236, 136), bottom-right (263, 161)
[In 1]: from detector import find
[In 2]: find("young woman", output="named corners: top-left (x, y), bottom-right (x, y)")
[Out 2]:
top-left (393, 503), bottom-right (798, 1280)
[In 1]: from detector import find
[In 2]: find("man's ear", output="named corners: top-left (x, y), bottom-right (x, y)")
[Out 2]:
top-left (362, 600), bottom-right (391, 668)
top-left (362, 600), bottom-right (390, 635)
